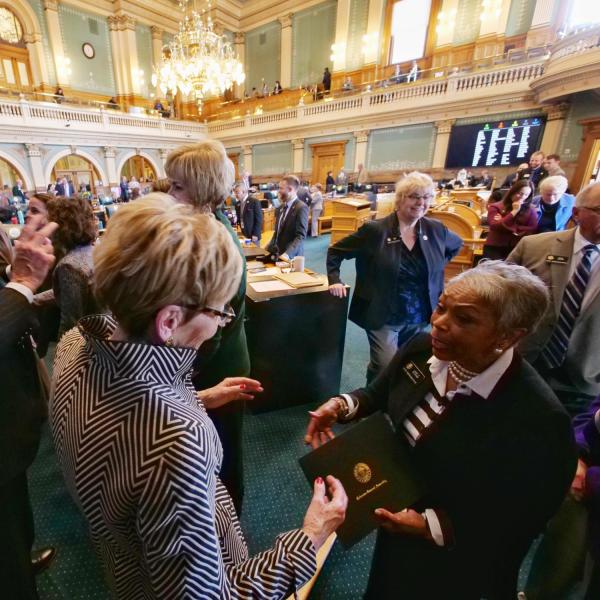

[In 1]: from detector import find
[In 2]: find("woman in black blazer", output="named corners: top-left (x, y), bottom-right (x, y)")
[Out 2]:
top-left (327, 171), bottom-right (462, 382)
top-left (308, 260), bottom-right (577, 599)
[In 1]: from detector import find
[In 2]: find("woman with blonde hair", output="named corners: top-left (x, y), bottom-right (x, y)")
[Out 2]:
top-left (327, 171), bottom-right (463, 382)
top-left (50, 193), bottom-right (347, 599)
top-left (165, 140), bottom-right (250, 511)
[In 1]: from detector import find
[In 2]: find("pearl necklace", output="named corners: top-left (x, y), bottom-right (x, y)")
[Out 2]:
top-left (448, 361), bottom-right (480, 385)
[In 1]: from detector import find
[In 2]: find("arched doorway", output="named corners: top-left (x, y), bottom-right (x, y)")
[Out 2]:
top-left (0, 155), bottom-right (26, 189)
top-left (120, 156), bottom-right (157, 182)
top-left (52, 155), bottom-right (101, 194)
top-left (0, 7), bottom-right (33, 91)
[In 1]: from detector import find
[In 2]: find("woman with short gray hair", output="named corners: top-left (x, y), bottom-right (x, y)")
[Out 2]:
top-left (533, 175), bottom-right (575, 233)
top-left (327, 171), bottom-right (463, 382)
top-left (308, 259), bottom-right (577, 599)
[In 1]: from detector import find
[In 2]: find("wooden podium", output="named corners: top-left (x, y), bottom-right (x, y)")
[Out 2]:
top-left (330, 197), bottom-right (371, 245)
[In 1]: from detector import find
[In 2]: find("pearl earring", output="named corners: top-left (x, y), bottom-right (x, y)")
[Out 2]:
top-left (494, 347), bottom-right (503, 355)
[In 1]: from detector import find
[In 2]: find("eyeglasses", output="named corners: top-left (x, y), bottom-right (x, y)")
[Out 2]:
top-left (181, 303), bottom-right (235, 327)
top-left (407, 193), bottom-right (434, 202)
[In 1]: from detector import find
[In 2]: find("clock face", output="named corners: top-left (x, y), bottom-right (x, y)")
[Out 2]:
top-left (82, 43), bottom-right (95, 59)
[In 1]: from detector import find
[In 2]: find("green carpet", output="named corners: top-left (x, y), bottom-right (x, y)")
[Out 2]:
top-left (28, 233), bottom-right (580, 599)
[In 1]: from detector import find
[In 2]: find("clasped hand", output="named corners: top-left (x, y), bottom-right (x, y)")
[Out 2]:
top-left (304, 399), bottom-right (340, 449)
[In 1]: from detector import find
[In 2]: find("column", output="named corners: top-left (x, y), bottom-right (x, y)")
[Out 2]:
top-left (43, 0), bottom-right (69, 86)
top-left (25, 144), bottom-right (46, 192)
top-left (478, 0), bottom-right (511, 37)
top-left (23, 33), bottom-right (50, 89)
top-left (531, 0), bottom-right (559, 28)
top-left (234, 32), bottom-right (246, 99)
top-left (159, 149), bottom-right (170, 172)
top-left (435, 0), bottom-right (460, 48)
top-left (108, 14), bottom-right (141, 101)
top-left (292, 138), bottom-right (304, 174)
top-left (363, 0), bottom-right (386, 65)
top-left (331, 0), bottom-right (351, 72)
top-left (279, 14), bottom-right (293, 89)
top-left (151, 26), bottom-right (164, 68)
top-left (528, 0), bottom-right (558, 47)
top-left (540, 103), bottom-right (570, 155)
top-left (242, 145), bottom-right (253, 175)
top-left (108, 16), bottom-right (126, 98)
top-left (432, 120), bottom-right (455, 168)
top-left (122, 15), bottom-right (142, 97)
top-left (353, 130), bottom-right (369, 172)
top-left (103, 146), bottom-right (118, 186)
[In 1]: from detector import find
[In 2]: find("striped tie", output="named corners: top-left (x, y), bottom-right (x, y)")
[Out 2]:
top-left (541, 244), bottom-right (599, 369)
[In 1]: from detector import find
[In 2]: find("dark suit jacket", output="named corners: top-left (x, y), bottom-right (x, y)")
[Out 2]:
top-left (266, 199), bottom-right (308, 259)
top-left (351, 335), bottom-right (576, 599)
top-left (237, 195), bottom-right (263, 241)
top-left (508, 228), bottom-right (600, 397)
top-left (573, 395), bottom-right (600, 560)
top-left (192, 209), bottom-right (250, 387)
top-left (55, 183), bottom-right (65, 196)
top-left (0, 289), bottom-right (45, 485)
top-left (12, 186), bottom-right (25, 201)
top-left (327, 214), bottom-right (463, 331)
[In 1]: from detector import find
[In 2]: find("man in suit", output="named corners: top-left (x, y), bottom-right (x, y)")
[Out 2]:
top-left (266, 175), bottom-right (308, 261)
top-left (12, 179), bottom-right (26, 202)
top-left (508, 181), bottom-right (600, 413)
top-left (232, 182), bottom-right (262, 243)
top-left (509, 182), bottom-right (600, 599)
top-left (524, 150), bottom-right (548, 190)
top-left (322, 67), bottom-right (331, 93)
top-left (1, 217), bottom-right (58, 598)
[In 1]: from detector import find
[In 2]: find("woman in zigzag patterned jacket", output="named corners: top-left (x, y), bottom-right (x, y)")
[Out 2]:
top-left (50, 194), bottom-right (347, 599)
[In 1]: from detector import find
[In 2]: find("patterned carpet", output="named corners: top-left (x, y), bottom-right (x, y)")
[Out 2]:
top-left (28, 233), bottom-right (578, 598)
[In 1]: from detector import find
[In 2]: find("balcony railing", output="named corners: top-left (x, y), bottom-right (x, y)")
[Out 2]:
top-left (207, 61), bottom-right (545, 137)
top-left (551, 24), bottom-right (600, 60)
top-left (0, 97), bottom-right (206, 138)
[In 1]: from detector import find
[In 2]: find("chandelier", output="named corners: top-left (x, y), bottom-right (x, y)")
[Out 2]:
top-left (151, 0), bottom-right (245, 113)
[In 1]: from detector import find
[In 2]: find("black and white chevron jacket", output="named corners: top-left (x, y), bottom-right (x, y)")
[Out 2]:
top-left (50, 315), bottom-right (316, 599)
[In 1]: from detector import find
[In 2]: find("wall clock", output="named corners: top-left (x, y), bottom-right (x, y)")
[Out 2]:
top-left (82, 42), bottom-right (95, 59)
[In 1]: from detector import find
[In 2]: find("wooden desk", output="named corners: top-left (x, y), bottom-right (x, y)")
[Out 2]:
top-left (245, 271), bottom-right (349, 412)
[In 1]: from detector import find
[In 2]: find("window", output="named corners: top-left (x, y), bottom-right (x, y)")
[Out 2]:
top-left (568, 0), bottom-right (600, 28)
top-left (389, 0), bottom-right (431, 64)
top-left (0, 8), bottom-right (23, 45)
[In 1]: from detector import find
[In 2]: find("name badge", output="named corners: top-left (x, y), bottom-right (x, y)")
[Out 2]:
top-left (386, 236), bottom-right (402, 245)
top-left (402, 361), bottom-right (426, 385)
top-left (546, 255), bottom-right (569, 264)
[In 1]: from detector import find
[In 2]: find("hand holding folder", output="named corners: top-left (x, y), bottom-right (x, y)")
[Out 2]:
top-left (300, 412), bottom-right (426, 547)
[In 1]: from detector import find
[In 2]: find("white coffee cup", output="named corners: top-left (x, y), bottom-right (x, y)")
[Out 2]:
top-left (291, 256), bottom-right (305, 272)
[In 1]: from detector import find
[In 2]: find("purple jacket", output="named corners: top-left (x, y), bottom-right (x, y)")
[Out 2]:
top-left (574, 394), bottom-right (600, 559)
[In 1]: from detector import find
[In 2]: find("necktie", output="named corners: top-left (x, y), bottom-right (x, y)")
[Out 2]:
top-left (541, 244), bottom-right (598, 368)
top-left (276, 203), bottom-right (290, 240)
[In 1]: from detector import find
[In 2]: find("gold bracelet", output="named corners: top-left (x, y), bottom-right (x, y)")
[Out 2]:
top-left (334, 396), bottom-right (347, 418)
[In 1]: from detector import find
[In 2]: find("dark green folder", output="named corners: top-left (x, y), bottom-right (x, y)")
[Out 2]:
top-left (299, 411), bottom-right (426, 548)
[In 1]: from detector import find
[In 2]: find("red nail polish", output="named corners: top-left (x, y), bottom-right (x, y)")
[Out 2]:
top-left (316, 477), bottom-right (323, 485)
top-left (239, 384), bottom-right (246, 389)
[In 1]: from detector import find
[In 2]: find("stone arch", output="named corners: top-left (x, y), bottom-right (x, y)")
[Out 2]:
top-left (0, 0), bottom-right (49, 87)
top-left (44, 148), bottom-right (109, 186)
top-left (0, 150), bottom-right (33, 190)
top-left (116, 150), bottom-right (163, 179)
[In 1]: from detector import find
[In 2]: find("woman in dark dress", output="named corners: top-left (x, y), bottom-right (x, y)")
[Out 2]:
top-left (483, 179), bottom-right (537, 260)
top-left (306, 260), bottom-right (577, 599)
